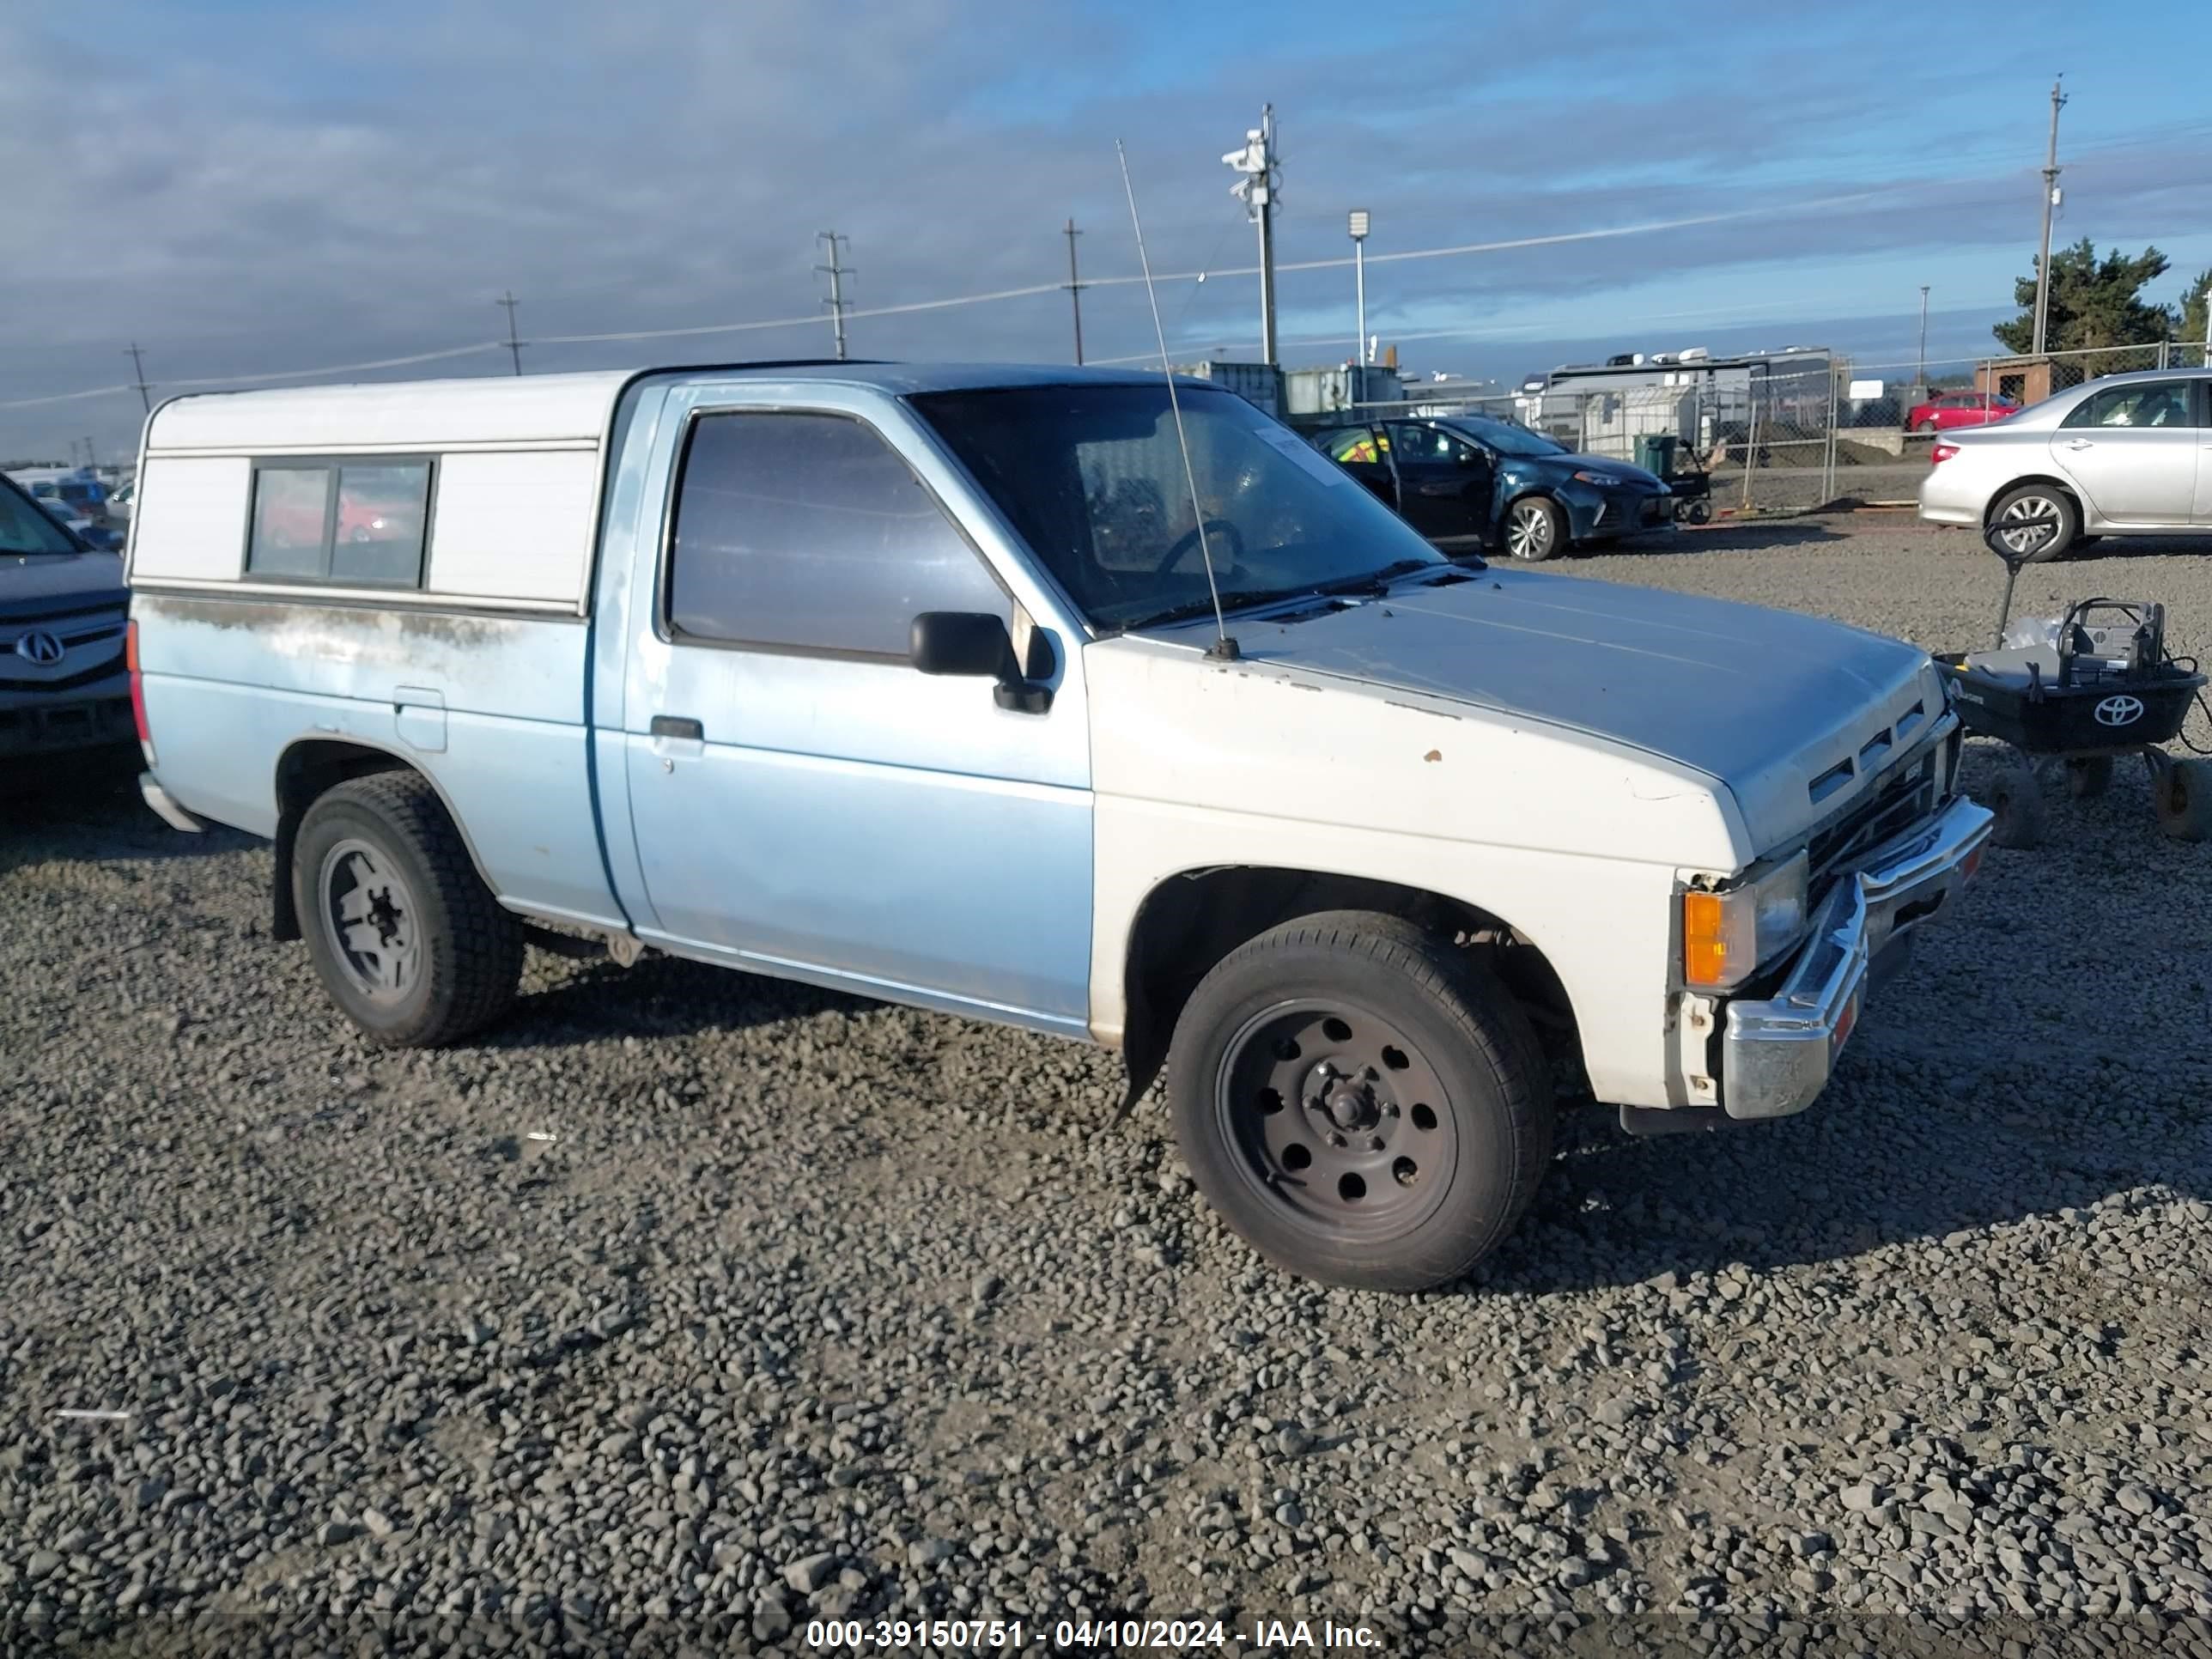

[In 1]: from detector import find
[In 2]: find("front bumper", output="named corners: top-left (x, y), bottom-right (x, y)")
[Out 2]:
top-left (0, 694), bottom-right (134, 758)
top-left (1566, 483), bottom-right (1674, 538)
top-left (1719, 794), bottom-right (1992, 1121)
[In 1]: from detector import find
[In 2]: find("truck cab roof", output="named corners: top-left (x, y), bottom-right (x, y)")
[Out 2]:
top-left (144, 362), bottom-right (1187, 453)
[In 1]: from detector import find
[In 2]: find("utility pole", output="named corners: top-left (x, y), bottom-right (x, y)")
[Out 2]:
top-left (2030, 76), bottom-right (2067, 358)
top-left (123, 342), bottom-right (153, 414)
top-left (1916, 285), bottom-right (1929, 388)
top-left (495, 290), bottom-right (525, 375)
top-left (1063, 219), bottom-right (1086, 365)
top-left (1224, 105), bottom-right (1280, 365)
top-left (816, 233), bottom-right (852, 362)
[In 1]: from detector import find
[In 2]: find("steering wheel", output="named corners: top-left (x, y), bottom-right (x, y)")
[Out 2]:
top-left (1154, 517), bottom-right (1246, 577)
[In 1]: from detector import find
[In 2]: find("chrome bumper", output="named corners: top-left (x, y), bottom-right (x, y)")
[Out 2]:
top-left (139, 773), bottom-right (206, 834)
top-left (1720, 795), bottom-right (1992, 1121)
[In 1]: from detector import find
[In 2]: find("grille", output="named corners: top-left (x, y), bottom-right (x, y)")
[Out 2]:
top-left (1806, 744), bottom-right (1940, 888)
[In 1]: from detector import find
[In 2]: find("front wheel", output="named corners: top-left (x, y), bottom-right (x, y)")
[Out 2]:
top-left (1502, 496), bottom-right (1565, 562)
top-left (1166, 912), bottom-right (1553, 1291)
top-left (294, 771), bottom-right (524, 1046)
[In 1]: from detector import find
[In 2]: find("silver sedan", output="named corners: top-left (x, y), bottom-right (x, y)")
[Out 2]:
top-left (1917, 368), bottom-right (2212, 562)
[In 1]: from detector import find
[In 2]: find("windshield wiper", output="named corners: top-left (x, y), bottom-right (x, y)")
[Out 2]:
top-left (1316, 557), bottom-right (1449, 596)
top-left (1116, 586), bottom-right (1320, 631)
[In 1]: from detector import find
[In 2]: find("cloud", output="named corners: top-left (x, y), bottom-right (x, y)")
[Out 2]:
top-left (1, 0), bottom-right (2208, 458)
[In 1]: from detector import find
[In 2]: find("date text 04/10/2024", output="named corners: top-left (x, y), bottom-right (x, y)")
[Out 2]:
top-left (801, 1618), bottom-right (1382, 1650)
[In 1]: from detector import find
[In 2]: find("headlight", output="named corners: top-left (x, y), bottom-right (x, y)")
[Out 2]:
top-left (1572, 470), bottom-right (1623, 486)
top-left (1680, 851), bottom-right (1809, 991)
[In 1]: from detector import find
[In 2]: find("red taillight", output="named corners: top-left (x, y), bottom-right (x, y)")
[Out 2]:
top-left (1930, 443), bottom-right (1960, 465)
top-left (127, 617), bottom-right (154, 757)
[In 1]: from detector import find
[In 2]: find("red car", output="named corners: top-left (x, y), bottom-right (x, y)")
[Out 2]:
top-left (1905, 391), bottom-right (2021, 433)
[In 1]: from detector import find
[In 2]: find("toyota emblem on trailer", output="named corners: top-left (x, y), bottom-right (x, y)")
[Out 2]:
top-left (13, 630), bottom-right (64, 665)
top-left (2094, 694), bottom-right (2146, 727)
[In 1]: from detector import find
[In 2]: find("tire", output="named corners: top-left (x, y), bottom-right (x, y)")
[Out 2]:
top-left (2154, 757), bottom-right (2212, 842)
top-left (1682, 499), bottom-right (1712, 526)
top-left (293, 771), bottom-right (524, 1047)
top-left (2064, 755), bottom-right (2113, 799)
top-left (1917, 418), bottom-right (1940, 434)
top-left (1502, 495), bottom-right (1565, 562)
top-left (1166, 911), bottom-right (1553, 1291)
top-left (1984, 761), bottom-right (2048, 849)
top-left (1987, 484), bottom-right (2078, 564)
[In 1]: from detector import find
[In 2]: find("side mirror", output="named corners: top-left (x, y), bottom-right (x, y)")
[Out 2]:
top-left (910, 611), bottom-right (1054, 714)
top-left (911, 611), bottom-right (1015, 678)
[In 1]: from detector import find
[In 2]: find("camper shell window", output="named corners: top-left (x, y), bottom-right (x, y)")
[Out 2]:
top-left (246, 457), bottom-right (434, 587)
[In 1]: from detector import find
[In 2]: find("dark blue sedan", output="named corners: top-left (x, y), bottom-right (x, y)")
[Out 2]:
top-left (1311, 413), bottom-right (1673, 561)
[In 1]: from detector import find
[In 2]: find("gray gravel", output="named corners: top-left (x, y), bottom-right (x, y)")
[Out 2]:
top-left (6, 514), bottom-right (2212, 1657)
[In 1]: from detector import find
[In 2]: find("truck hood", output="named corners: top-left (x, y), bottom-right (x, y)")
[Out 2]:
top-left (0, 550), bottom-right (126, 621)
top-left (1184, 568), bottom-right (1937, 849)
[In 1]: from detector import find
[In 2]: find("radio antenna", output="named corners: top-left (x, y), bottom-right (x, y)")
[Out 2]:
top-left (1116, 139), bottom-right (1237, 661)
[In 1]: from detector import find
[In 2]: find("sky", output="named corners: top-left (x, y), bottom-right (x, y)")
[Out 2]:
top-left (4, 0), bottom-right (2212, 461)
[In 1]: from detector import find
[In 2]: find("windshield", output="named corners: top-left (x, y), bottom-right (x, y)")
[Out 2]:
top-left (1446, 416), bottom-right (1565, 458)
top-left (0, 477), bottom-right (78, 555)
top-left (912, 384), bottom-right (1449, 629)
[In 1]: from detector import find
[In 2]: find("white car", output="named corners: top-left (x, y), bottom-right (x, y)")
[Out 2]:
top-left (1917, 368), bottom-right (2212, 562)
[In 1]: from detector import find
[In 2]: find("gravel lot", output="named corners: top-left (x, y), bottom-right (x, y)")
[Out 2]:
top-left (7, 514), bottom-right (2212, 1657)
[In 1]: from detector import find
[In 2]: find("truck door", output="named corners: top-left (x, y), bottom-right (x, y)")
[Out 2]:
top-left (2049, 377), bottom-right (2200, 525)
top-left (1383, 422), bottom-right (1492, 548)
top-left (616, 398), bottom-right (1094, 1035)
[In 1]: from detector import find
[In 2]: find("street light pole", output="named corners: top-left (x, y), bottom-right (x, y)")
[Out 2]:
top-left (1348, 210), bottom-right (1370, 366)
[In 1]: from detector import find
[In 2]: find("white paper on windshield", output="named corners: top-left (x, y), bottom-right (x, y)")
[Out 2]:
top-left (1254, 424), bottom-right (1349, 486)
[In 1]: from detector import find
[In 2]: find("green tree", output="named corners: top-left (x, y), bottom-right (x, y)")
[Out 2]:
top-left (1993, 238), bottom-right (2174, 356)
top-left (2181, 268), bottom-right (2212, 356)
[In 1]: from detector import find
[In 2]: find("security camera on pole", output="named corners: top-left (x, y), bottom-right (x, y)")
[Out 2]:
top-left (1223, 106), bottom-right (1280, 367)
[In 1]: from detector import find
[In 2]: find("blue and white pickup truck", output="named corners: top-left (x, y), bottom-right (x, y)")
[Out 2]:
top-left (127, 362), bottom-right (1990, 1289)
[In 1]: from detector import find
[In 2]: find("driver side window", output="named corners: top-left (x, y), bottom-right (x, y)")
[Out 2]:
top-left (1385, 423), bottom-right (1473, 464)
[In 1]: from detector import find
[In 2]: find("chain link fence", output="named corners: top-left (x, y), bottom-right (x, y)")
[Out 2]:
top-left (1348, 337), bottom-right (2212, 518)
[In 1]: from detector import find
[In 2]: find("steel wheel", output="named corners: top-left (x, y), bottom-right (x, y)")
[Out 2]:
top-left (1994, 491), bottom-right (2064, 558)
top-left (1213, 998), bottom-right (1459, 1245)
top-left (1504, 499), bottom-right (1559, 561)
top-left (319, 837), bottom-right (422, 1004)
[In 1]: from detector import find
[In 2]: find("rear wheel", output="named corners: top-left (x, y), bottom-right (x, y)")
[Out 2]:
top-left (1503, 495), bottom-right (1565, 562)
top-left (1917, 417), bottom-right (1941, 434)
top-left (294, 771), bottom-right (524, 1046)
top-left (1988, 485), bottom-right (2077, 564)
top-left (1167, 911), bottom-right (1553, 1291)
top-left (2064, 756), bottom-right (2113, 799)
top-left (2154, 757), bottom-right (2212, 842)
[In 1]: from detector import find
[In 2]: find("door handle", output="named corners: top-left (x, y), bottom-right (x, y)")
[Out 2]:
top-left (2064, 439), bottom-right (2095, 450)
top-left (650, 714), bottom-right (704, 741)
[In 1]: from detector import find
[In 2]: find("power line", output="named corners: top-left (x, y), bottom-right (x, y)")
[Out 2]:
top-left (496, 290), bottom-right (526, 375)
top-left (124, 343), bottom-right (153, 413)
top-left (816, 233), bottom-right (852, 362)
